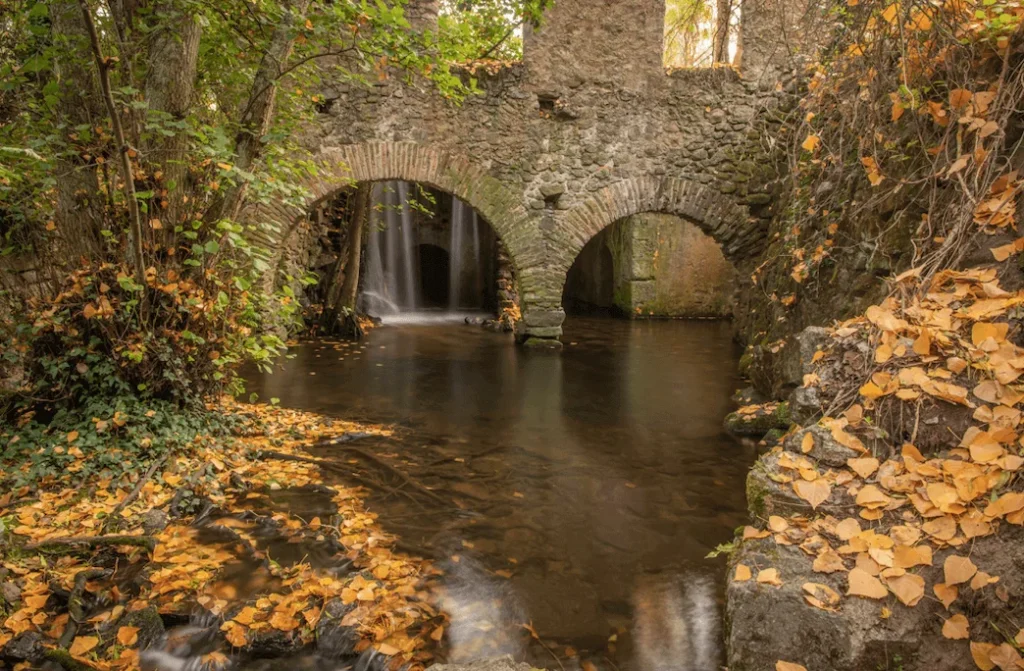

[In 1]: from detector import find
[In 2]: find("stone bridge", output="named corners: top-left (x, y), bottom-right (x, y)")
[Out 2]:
top-left (247, 0), bottom-right (821, 344)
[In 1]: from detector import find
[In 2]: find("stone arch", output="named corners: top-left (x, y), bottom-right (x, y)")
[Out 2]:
top-left (552, 176), bottom-right (762, 279)
top-left (513, 175), bottom-right (763, 344)
top-left (245, 142), bottom-right (540, 291)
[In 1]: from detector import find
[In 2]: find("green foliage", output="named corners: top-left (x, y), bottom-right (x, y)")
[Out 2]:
top-left (0, 395), bottom-right (241, 485)
top-left (437, 0), bottom-right (551, 61)
top-left (664, 0), bottom-right (714, 67)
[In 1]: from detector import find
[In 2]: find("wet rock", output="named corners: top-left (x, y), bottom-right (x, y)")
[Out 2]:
top-left (3, 631), bottom-right (44, 663)
top-left (141, 509), bottom-right (170, 535)
top-left (428, 656), bottom-right (533, 671)
top-left (724, 402), bottom-right (791, 437)
top-left (316, 599), bottom-right (360, 657)
top-left (782, 425), bottom-right (858, 468)
top-left (0, 581), bottom-right (21, 605)
top-left (745, 450), bottom-right (852, 518)
top-left (726, 527), bottom-right (1024, 671)
top-left (750, 326), bottom-right (830, 399)
top-left (121, 604), bottom-right (165, 649)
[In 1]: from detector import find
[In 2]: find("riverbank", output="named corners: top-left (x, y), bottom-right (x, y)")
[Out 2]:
top-left (725, 270), bottom-right (1024, 671)
top-left (0, 401), bottom-right (443, 671)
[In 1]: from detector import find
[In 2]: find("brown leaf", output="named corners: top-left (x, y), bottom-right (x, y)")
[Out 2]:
top-left (793, 479), bottom-right (832, 509)
top-left (942, 614), bottom-right (969, 639)
top-left (944, 555), bottom-right (978, 586)
top-left (116, 626), bottom-right (139, 647)
top-left (757, 568), bottom-right (783, 586)
top-left (847, 567), bottom-right (888, 599)
top-left (734, 564), bottom-right (752, 582)
top-left (885, 573), bottom-right (924, 606)
top-left (69, 636), bottom-right (99, 656)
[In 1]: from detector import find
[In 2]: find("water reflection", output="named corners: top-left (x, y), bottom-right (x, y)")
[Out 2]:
top-left (249, 317), bottom-right (754, 669)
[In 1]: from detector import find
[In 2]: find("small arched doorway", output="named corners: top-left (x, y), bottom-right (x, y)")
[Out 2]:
top-left (418, 243), bottom-right (450, 308)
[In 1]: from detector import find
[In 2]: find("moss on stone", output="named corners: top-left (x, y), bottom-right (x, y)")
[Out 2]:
top-left (745, 465), bottom-right (771, 519)
top-left (738, 350), bottom-right (755, 377)
top-left (724, 402), bottom-right (790, 437)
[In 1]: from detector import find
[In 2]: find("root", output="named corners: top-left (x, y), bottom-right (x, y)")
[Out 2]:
top-left (26, 535), bottom-right (156, 553)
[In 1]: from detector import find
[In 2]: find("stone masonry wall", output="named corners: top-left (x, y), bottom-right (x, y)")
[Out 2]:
top-left (247, 0), bottom-right (825, 345)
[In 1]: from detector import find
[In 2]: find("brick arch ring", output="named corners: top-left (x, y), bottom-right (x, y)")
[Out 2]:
top-left (551, 175), bottom-right (761, 281)
top-left (245, 142), bottom-right (541, 287)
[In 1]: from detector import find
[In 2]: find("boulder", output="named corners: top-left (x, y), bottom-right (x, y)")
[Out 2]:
top-left (726, 526), bottom-right (1024, 671)
top-left (428, 657), bottom-right (533, 671)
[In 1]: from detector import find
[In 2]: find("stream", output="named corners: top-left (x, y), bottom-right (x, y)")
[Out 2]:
top-left (249, 316), bottom-right (755, 670)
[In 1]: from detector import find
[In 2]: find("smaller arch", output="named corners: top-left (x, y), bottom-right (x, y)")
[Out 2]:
top-left (551, 176), bottom-right (765, 280)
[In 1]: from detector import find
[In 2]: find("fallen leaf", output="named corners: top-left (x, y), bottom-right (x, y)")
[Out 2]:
top-left (794, 479), bottom-right (832, 509)
top-left (942, 614), bottom-right (970, 639)
top-left (757, 568), bottom-right (783, 586)
top-left (944, 555), bottom-right (978, 586)
top-left (69, 636), bottom-right (99, 656)
top-left (116, 626), bottom-right (139, 646)
top-left (734, 564), bottom-right (752, 582)
top-left (847, 567), bottom-right (888, 599)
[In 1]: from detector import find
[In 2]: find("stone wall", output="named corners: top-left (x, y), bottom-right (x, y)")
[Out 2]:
top-left (610, 214), bottom-right (736, 318)
top-left (247, 0), bottom-right (828, 345)
top-left (563, 214), bottom-right (736, 318)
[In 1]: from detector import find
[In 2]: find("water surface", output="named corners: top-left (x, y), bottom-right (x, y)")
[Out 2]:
top-left (250, 316), bottom-right (753, 669)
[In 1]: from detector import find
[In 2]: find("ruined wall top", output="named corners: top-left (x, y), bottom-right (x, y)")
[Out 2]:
top-left (523, 0), bottom-right (667, 93)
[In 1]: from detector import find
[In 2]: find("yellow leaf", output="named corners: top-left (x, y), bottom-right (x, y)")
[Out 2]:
top-left (847, 457), bottom-right (879, 479)
top-left (971, 641), bottom-right (996, 671)
top-left (734, 564), bottom-right (752, 582)
top-left (793, 479), bottom-right (831, 510)
top-left (776, 661), bottom-right (808, 671)
top-left (933, 582), bottom-right (958, 609)
top-left (847, 567), bottom-right (888, 599)
top-left (69, 636), bottom-right (99, 656)
top-left (943, 555), bottom-right (978, 586)
top-left (116, 626), bottom-right (139, 646)
top-left (801, 432), bottom-right (815, 454)
top-left (941, 614), bottom-right (969, 640)
top-left (757, 568), bottom-right (783, 586)
top-left (881, 3), bottom-right (898, 23)
top-left (885, 573), bottom-right (924, 606)
top-left (66, 430), bottom-right (79, 443)
top-left (802, 134), bottom-right (821, 152)
top-left (377, 642), bottom-right (400, 656)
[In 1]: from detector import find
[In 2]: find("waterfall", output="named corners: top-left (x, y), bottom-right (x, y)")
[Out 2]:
top-left (449, 198), bottom-right (484, 310)
top-left (397, 182), bottom-right (418, 310)
top-left (360, 182), bottom-right (419, 315)
top-left (357, 182), bottom-right (489, 318)
top-left (449, 199), bottom-right (466, 309)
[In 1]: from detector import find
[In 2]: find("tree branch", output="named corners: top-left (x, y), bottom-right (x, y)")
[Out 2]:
top-left (77, 0), bottom-right (148, 312)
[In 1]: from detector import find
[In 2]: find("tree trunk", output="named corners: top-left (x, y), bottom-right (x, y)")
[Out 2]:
top-left (78, 0), bottom-right (148, 308)
top-left (205, 0), bottom-right (312, 226)
top-left (144, 0), bottom-right (201, 231)
top-left (49, 0), bottom-right (106, 262)
top-left (713, 0), bottom-right (731, 63)
top-left (336, 185), bottom-right (368, 314)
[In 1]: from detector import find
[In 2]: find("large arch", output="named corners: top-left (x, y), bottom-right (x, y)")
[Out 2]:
top-left (243, 142), bottom-right (543, 295)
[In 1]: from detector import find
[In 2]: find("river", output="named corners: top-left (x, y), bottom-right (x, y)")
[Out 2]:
top-left (249, 316), bottom-right (754, 670)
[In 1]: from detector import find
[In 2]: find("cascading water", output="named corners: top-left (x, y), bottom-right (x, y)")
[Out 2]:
top-left (358, 181), bottom-right (489, 319)
top-left (449, 199), bottom-right (483, 309)
top-left (360, 182), bottom-right (419, 315)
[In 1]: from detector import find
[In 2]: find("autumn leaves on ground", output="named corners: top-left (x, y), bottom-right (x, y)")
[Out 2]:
top-left (733, 266), bottom-right (1024, 671)
top-left (0, 403), bottom-right (446, 671)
